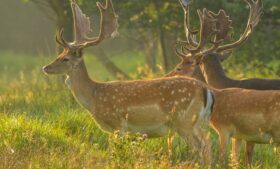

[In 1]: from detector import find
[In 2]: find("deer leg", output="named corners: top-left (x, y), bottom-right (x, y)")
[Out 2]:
top-left (218, 129), bottom-right (230, 168)
top-left (231, 138), bottom-right (242, 168)
top-left (193, 127), bottom-right (212, 167)
top-left (186, 133), bottom-right (201, 163)
top-left (167, 130), bottom-right (175, 159)
top-left (177, 126), bottom-right (211, 167)
top-left (245, 142), bottom-right (255, 167)
top-left (176, 128), bottom-right (200, 163)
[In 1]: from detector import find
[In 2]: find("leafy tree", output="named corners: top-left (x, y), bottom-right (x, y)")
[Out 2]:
top-left (80, 0), bottom-right (280, 72)
top-left (24, 0), bottom-right (280, 73)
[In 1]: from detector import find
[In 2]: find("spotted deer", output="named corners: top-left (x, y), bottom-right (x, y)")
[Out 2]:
top-left (170, 0), bottom-right (280, 166)
top-left (42, 0), bottom-right (217, 165)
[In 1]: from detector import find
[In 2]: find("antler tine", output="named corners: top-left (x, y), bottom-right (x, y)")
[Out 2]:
top-left (176, 4), bottom-right (233, 62)
top-left (198, 38), bottom-right (224, 56)
top-left (174, 43), bottom-right (191, 59)
top-left (177, 40), bottom-right (193, 49)
top-left (82, 0), bottom-right (119, 48)
top-left (216, 0), bottom-right (263, 52)
top-left (70, 0), bottom-right (119, 48)
top-left (55, 28), bottom-right (70, 48)
top-left (182, 8), bottom-right (219, 54)
top-left (180, 8), bottom-right (232, 63)
top-left (175, 40), bottom-right (194, 56)
top-left (178, 0), bottom-right (199, 48)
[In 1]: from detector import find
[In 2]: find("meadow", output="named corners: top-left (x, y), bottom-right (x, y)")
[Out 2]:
top-left (0, 51), bottom-right (280, 169)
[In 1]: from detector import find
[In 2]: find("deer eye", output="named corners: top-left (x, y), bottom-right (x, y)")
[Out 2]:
top-left (62, 58), bottom-right (70, 62)
top-left (177, 67), bottom-right (182, 71)
top-left (72, 51), bottom-right (77, 56)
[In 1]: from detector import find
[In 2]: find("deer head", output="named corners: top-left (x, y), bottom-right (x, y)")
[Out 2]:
top-left (43, 0), bottom-right (118, 75)
top-left (169, 0), bottom-right (262, 77)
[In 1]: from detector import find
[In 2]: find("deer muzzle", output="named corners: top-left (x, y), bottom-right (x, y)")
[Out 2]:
top-left (42, 65), bottom-right (54, 75)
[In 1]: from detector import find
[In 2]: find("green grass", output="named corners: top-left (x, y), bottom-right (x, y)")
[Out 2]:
top-left (0, 51), bottom-right (279, 168)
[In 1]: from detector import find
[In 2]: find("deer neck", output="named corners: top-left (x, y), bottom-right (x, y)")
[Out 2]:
top-left (66, 59), bottom-right (98, 110)
top-left (200, 55), bottom-right (237, 89)
top-left (192, 66), bottom-right (207, 83)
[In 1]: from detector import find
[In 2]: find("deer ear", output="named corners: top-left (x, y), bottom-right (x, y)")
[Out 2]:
top-left (70, 48), bottom-right (83, 58)
top-left (184, 56), bottom-right (197, 65)
top-left (219, 50), bottom-right (232, 62)
top-left (76, 48), bottom-right (83, 57)
top-left (192, 53), bottom-right (205, 65)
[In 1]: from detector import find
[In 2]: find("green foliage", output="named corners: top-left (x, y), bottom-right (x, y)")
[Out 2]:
top-left (22, 0), bottom-right (280, 72)
top-left (108, 131), bottom-right (146, 168)
top-left (78, 0), bottom-right (280, 70)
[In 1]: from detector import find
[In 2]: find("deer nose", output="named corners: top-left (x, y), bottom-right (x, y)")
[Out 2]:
top-left (42, 65), bottom-right (50, 74)
top-left (42, 65), bottom-right (47, 72)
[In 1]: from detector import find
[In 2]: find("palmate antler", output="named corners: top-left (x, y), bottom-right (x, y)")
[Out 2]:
top-left (216, 0), bottom-right (263, 52)
top-left (56, 0), bottom-right (119, 49)
top-left (176, 7), bottom-right (232, 60)
top-left (176, 0), bottom-right (262, 61)
top-left (209, 10), bottom-right (233, 42)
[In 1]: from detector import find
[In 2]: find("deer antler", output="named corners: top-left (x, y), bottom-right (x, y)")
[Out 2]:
top-left (56, 0), bottom-right (119, 49)
top-left (209, 10), bottom-right (233, 42)
top-left (176, 8), bottom-right (228, 60)
top-left (178, 0), bottom-right (198, 47)
top-left (56, 28), bottom-right (69, 48)
top-left (216, 0), bottom-right (263, 52)
top-left (72, 0), bottom-right (92, 44)
top-left (175, 0), bottom-right (261, 62)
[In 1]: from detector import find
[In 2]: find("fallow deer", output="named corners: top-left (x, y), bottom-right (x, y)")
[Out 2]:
top-left (169, 0), bottom-right (280, 91)
top-left (172, 0), bottom-right (280, 166)
top-left (42, 0), bottom-right (216, 165)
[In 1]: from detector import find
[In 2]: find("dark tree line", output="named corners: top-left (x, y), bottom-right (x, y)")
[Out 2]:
top-left (24, 0), bottom-right (280, 76)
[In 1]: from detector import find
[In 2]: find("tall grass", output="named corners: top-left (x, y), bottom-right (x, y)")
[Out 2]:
top-left (0, 51), bottom-right (279, 168)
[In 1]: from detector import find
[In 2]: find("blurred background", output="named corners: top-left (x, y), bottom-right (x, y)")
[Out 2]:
top-left (1, 0), bottom-right (279, 81)
top-left (0, 1), bottom-right (280, 168)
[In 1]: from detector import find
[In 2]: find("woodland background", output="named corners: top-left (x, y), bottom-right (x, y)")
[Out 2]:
top-left (0, 0), bottom-right (279, 168)
top-left (1, 0), bottom-right (280, 76)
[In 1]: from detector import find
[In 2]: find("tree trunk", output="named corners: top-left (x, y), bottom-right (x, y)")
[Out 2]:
top-left (158, 29), bottom-right (169, 72)
top-left (54, 0), bottom-right (73, 52)
top-left (141, 34), bottom-right (157, 72)
top-left (93, 49), bottom-right (130, 80)
top-left (145, 41), bottom-right (157, 72)
top-left (153, 0), bottom-right (172, 72)
top-left (31, 0), bottom-right (73, 52)
top-left (164, 32), bottom-right (179, 68)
